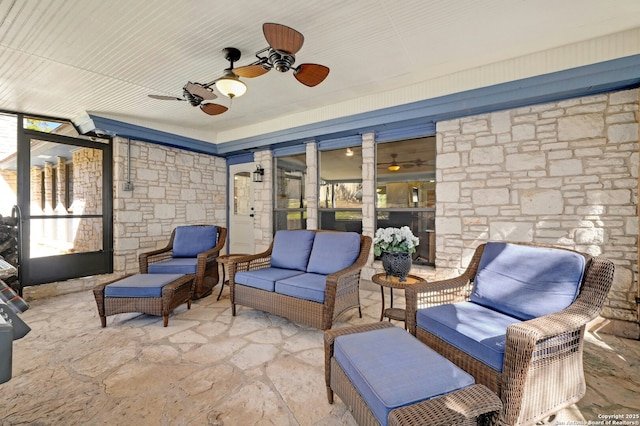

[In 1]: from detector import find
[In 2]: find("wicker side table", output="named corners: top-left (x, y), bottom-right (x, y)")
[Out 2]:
top-left (216, 253), bottom-right (248, 301)
top-left (371, 273), bottom-right (425, 328)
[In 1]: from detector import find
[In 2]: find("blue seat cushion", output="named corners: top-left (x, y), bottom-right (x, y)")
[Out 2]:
top-left (270, 230), bottom-right (316, 271)
top-left (274, 273), bottom-right (327, 303)
top-left (306, 232), bottom-right (361, 275)
top-left (335, 327), bottom-right (475, 426)
top-left (105, 274), bottom-right (184, 298)
top-left (148, 258), bottom-right (198, 274)
top-left (172, 225), bottom-right (217, 258)
top-left (234, 268), bottom-right (304, 292)
top-left (470, 242), bottom-right (586, 320)
top-left (416, 301), bottom-right (522, 371)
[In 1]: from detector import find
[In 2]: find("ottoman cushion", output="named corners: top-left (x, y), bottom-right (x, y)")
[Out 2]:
top-left (334, 326), bottom-right (475, 426)
top-left (105, 274), bottom-right (184, 298)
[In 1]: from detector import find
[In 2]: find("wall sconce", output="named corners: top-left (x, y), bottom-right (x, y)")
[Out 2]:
top-left (252, 165), bottom-right (264, 183)
top-left (345, 147), bottom-right (354, 157)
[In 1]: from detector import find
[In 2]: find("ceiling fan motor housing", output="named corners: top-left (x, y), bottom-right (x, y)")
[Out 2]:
top-left (269, 49), bottom-right (295, 72)
top-left (183, 88), bottom-right (203, 106)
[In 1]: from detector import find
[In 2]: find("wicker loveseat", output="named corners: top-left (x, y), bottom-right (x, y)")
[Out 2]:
top-left (405, 241), bottom-right (615, 426)
top-left (229, 229), bottom-right (372, 330)
top-left (139, 225), bottom-right (227, 299)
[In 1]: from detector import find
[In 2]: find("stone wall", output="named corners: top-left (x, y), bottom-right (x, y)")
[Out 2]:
top-left (25, 138), bottom-right (227, 299)
top-left (435, 88), bottom-right (639, 338)
top-left (114, 138), bottom-right (227, 274)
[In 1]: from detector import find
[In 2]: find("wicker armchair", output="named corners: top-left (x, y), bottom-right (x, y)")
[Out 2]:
top-left (405, 242), bottom-right (615, 426)
top-left (139, 225), bottom-right (227, 299)
top-left (229, 230), bottom-right (372, 330)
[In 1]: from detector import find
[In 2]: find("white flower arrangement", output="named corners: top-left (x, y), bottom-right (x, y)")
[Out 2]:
top-left (373, 226), bottom-right (420, 256)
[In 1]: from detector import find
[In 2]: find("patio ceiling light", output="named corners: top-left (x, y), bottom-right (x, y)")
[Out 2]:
top-left (215, 69), bottom-right (247, 99)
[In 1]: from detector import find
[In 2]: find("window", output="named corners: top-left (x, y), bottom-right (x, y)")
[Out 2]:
top-left (274, 154), bottom-right (307, 231)
top-left (376, 137), bottom-right (436, 265)
top-left (318, 146), bottom-right (363, 233)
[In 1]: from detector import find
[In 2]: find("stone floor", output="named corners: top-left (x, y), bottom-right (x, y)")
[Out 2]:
top-left (2, 282), bottom-right (640, 425)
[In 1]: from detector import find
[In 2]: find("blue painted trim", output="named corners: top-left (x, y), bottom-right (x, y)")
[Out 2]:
top-left (87, 116), bottom-right (222, 156)
top-left (216, 54), bottom-right (640, 154)
top-left (318, 135), bottom-right (363, 150)
top-left (375, 122), bottom-right (436, 143)
top-left (273, 144), bottom-right (306, 156)
top-left (226, 152), bottom-right (254, 165)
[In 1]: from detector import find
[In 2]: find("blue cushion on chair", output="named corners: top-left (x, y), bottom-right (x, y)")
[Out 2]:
top-left (469, 242), bottom-right (586, 320)
top-left (306, 232), bottom-right (361, 275)
top-left (416, 301), bottom-right (522, 371)
top-left (270, 230), bottom-right (316, 271)
top-left (234, 268), bottom-right (304, 292)
top-left (148, 258), bottom-right (198, 275)
top-left (335, 327), bottom-right (475, 426)
top-left (275, 273), bottom-right (327, 303)
top-left (172, 225), bottom-right (217, 258)
top-left (105, 274), bottom-right (184, 298)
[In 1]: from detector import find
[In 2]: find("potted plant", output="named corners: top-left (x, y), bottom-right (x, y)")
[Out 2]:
top-left (373, 226), bottom-right (419, 281)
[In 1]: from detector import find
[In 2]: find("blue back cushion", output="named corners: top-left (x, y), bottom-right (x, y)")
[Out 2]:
top-left (172, 225), bottom-right (217, 258)
top-left (270, 230), bottom-right (316, 271)
top-left (306, 232), bottom-right (361, 275)
top-left (470, 242), bottom-right (586, 320)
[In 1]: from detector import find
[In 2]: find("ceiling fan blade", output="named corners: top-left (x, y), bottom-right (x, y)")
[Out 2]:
top-left (294, 64), bottom-right (330, 87)
top-left (148, 94), bottom-right (183, 101)
top-left (234, 63), bottom-right (270, 78)
top-left (186, 82), bottom-right (217, 101)
top-left (263, 23), bottom-right (304, 54)
top-left (200, 103), bottom-right (228, 116)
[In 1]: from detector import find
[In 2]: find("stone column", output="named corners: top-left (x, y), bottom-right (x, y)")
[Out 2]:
top-left (30, 166), bottom-right (43, 214)
top-left (56, 156), bottom-right (67, 213)
top-left (361, 133), bottom-right (376, 279)
top-left (254, 150), bottom-right (273, 252)
top-left (306, 141), bottom-right (318, 230)
top-left (43, 161), bottom-right (54, 214)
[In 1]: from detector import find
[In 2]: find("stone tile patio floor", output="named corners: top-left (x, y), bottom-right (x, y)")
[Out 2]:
top-left (2, 282), bottom-right (639, 426)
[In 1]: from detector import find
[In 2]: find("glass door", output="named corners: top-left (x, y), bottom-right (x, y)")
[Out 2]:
top-left (18, 116), bottom-right (113, 285)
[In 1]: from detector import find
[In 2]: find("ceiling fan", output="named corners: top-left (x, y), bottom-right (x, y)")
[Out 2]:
top-left (234, 23), bottom-right (330, 87)
top-left (147, 47), bottom-right (250, 116)
top-left (378, 154), bottom-right (433, 171)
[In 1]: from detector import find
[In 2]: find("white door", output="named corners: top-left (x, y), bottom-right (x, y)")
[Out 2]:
top-left (228, 163), bottom-right (255, 254)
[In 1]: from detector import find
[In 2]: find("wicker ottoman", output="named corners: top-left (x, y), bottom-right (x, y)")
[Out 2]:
top-left (93, 273), bottom-right (195, 327)
top-left (325, 322), bottom-right (502, 426)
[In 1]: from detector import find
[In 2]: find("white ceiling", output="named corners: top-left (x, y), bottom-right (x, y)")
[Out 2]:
top-left (1, 0), bottom-right (639, 146)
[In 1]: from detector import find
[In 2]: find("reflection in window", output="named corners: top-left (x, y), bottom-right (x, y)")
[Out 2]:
top-left (376, 137), bottom-right (436, 265)
top-left (29, 141), bottom-right (104, 258)
top-left (274, 154), bottom-right (306, 231)
top-left (318, 146), bottom-right (363, 232)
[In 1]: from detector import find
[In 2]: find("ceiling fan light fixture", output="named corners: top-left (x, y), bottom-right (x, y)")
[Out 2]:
top-left (215, 70), bottom-right (247, 99)
top-left (388, 164), bottom-right (401, 172)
